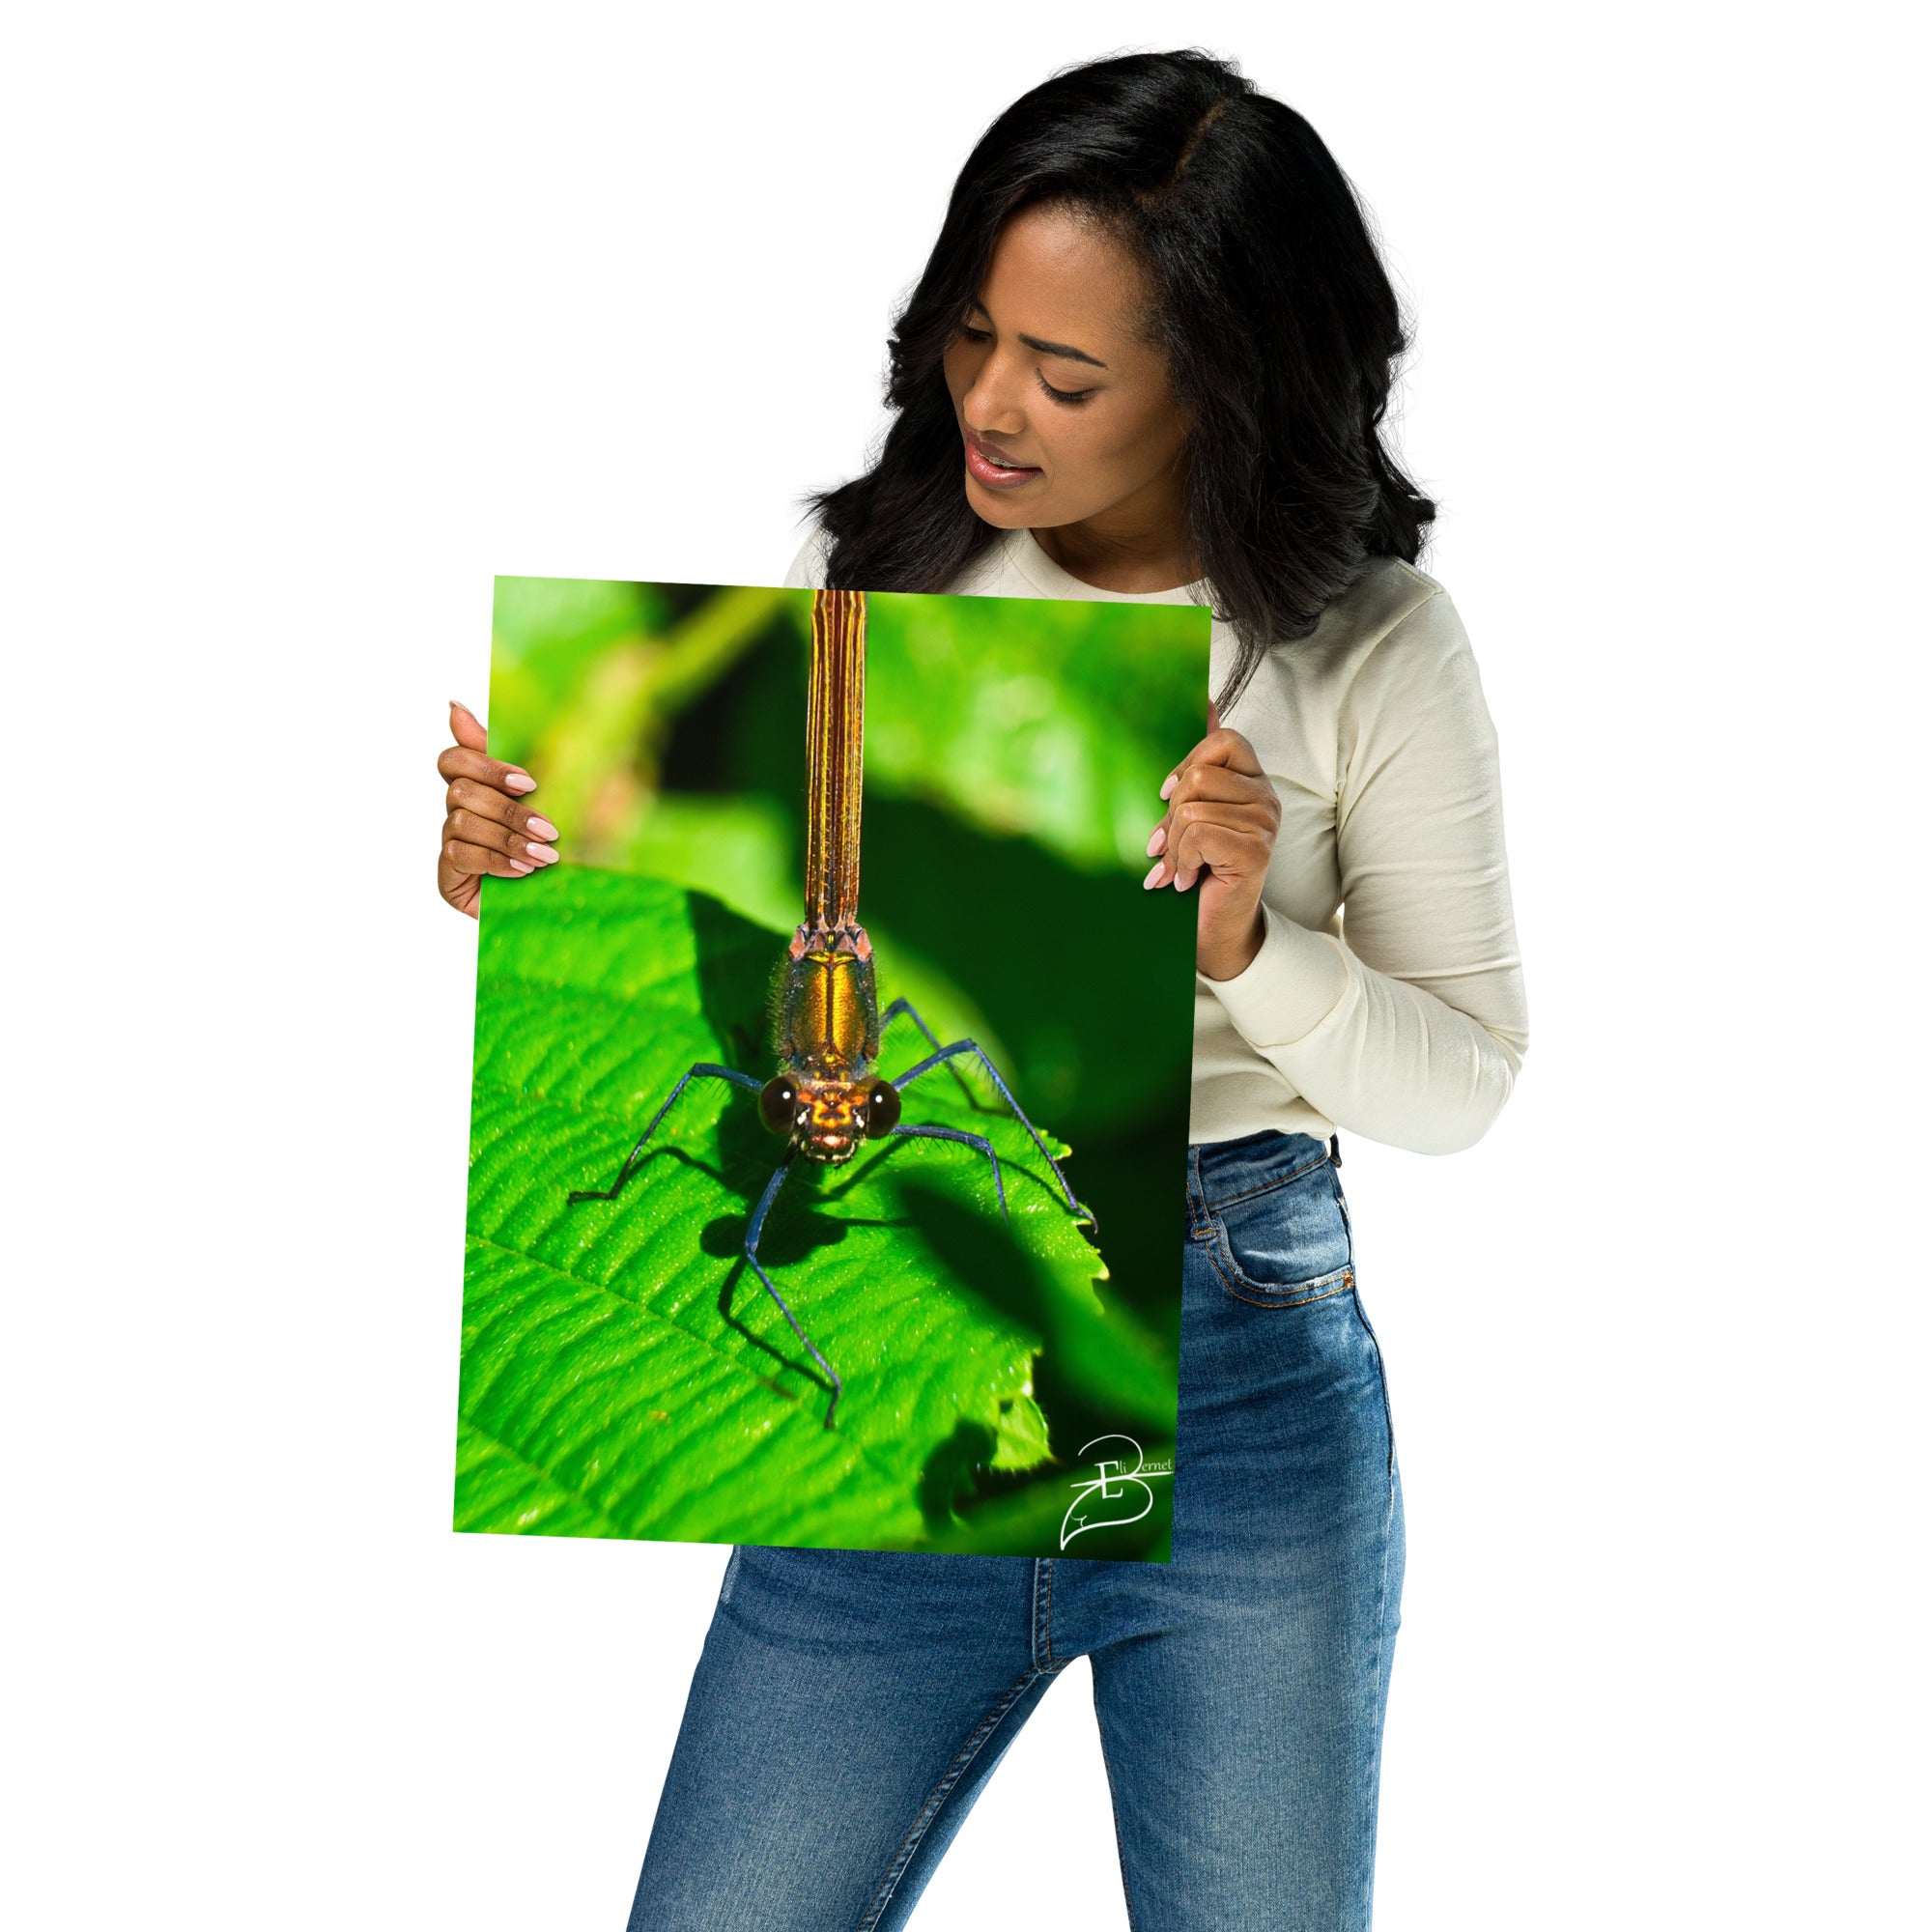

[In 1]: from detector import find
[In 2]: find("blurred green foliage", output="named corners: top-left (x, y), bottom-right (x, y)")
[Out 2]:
top-left (866, 589), bottom-right (1209, 873)
top-left (465, 578), bottom-right (1209, 1556)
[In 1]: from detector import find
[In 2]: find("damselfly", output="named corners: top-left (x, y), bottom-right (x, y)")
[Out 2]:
top-left (568, 588), bottom-right (1095, 1429)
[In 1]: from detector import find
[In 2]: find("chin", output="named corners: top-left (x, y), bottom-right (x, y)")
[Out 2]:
top-left (963, 476), bottom-right (1037, 528)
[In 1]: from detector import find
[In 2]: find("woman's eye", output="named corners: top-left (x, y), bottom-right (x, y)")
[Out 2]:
top-left (1037, 372), bottom-right (1094, 406)
top-left (957, 324), bottom-right (992, 343)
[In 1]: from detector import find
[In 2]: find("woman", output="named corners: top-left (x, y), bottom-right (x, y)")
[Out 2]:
top-left (438, 49), bottom-right (1527, 1931)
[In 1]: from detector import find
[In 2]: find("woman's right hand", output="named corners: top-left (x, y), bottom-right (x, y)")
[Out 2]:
top-left (437, 699), bottom-right (560, 919)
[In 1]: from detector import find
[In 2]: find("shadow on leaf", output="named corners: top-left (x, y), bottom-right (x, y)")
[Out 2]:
top-left (918, 1418), bottom-right (1000, 1528)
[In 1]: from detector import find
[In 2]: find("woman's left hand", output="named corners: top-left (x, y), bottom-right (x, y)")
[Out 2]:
top-left (1144, 700), bottom-right (1281, 981)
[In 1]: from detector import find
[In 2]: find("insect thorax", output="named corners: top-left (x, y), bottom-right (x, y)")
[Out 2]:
top-left (772, 923), bottom-right (881, 1079)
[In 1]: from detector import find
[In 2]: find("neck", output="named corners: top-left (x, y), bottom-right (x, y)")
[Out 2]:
top-left (1029, 478), bottom-right (1198, 593)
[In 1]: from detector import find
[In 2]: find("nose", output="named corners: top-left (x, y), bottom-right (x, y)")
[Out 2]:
top-left (959, 347), bottom-right (1029, 438)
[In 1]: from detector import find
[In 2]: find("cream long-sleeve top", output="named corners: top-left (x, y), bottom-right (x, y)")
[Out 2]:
top-left (782, 523), bottom-right (1529, 1155)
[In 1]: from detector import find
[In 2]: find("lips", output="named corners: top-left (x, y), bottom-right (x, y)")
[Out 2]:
top-left (963, 431), bottom-right (1042, 489)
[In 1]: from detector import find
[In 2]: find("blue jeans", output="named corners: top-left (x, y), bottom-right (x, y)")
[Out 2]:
top-left (628, 1130), bottom-right (1405, 1930)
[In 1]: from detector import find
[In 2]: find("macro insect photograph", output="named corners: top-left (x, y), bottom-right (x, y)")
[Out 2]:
top-left (456, 575), bottom-right (1208, 1559)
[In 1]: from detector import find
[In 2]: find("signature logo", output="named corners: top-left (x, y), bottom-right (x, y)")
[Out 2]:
top-left (1060, 1434), bottom-right (1174, 1549)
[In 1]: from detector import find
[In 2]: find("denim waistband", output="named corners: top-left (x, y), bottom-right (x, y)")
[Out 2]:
top-left (1187, 1129), bottom-right (1334, 1213)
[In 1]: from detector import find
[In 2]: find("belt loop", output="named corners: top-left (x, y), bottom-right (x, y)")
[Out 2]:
top-left (1328, 1132), bottom-right (1342, 1168)
top-left (1185, 1145), bottom-right (1205, 1236)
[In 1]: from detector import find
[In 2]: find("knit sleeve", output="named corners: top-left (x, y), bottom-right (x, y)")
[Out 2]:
top-left (1203, 587), bottom-right (1530, 1154)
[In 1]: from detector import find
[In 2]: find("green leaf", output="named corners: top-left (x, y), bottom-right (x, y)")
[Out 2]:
top-left (612, 790), bottom-right (1023, 1094)
top-left (915, 1441), bottom-right (1178, 1562)
top-left (457, 866), bottom-right (1163, 1553)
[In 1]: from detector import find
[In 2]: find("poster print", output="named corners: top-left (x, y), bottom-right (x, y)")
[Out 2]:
top-left (455, 576), bottom-right (1209, 1560)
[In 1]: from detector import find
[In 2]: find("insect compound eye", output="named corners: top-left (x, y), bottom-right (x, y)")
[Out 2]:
top-left (758, 1076), bottom-right (798, 1136)
top-left (864, 1081), bottom-right (901, 1138)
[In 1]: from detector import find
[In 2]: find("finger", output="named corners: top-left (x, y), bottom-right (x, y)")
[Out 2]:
top-left (449, 699), bottom-right (490, 755)
top-left (442, 836), bottom-right (535, 880)
top-left (1147, 842), bottom-right (1215, 892)
top-left (1145, 778), bottom-right (1274, 866)
top-left (445, 807), bottom-right (559, 867)
top-left (439, 859), bottom-right (482, 920)
top-left (437, 743), bottom-right (539, 796)
top-left (444, 776), bottom-right (560, 846)
top-left (1159, 725), bottom-right (1264, 795)
top-left (1147, 812), bottom-right (1270, 891)
top-left (1164, 762), bottom-right (1276, 809)
top-left (1170, 814), bottom-right (1271, 886)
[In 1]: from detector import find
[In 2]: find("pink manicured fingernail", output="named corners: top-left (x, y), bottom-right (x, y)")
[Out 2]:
top-left (1159, 774), bottom-right (1178, 800)
top-left (508, 861), bottom-right (534, 875)
top-left (1145, 825), bottom-right (1167, 858)
top-left (504, 771), bottom-right (537, 794)
top-left (526, 814), bottom-right (559, 840)
top-left (1143, 861), bottom-right (1165, 890)
top-left (526, 843), bottom-right (559, 865)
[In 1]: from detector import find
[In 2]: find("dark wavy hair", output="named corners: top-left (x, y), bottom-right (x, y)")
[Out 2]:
top-left (806, 48), bottom-right (1435, 710)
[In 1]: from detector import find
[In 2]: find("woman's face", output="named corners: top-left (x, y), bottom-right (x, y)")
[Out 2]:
top-left (940, 202), bottom-right (1190, 538)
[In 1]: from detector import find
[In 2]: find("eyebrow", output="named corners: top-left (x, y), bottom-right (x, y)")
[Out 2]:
top-left (968, 302), bottom-right (1108, 369)
top-left (1019, 333), bottom-right (1107, 369)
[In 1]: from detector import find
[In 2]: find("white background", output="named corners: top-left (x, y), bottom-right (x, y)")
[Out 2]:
top-left (7, 3), bottom-right (1925, 1926)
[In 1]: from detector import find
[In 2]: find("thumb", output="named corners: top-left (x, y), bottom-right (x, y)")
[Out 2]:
top-left (449, 698), bottom-right (488, 753)
top-left (1206, 696), bottom-right (1222, 734)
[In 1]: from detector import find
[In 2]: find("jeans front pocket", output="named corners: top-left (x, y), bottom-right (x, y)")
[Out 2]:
top-left (1205, 1152), bottom-right (1355, 1309)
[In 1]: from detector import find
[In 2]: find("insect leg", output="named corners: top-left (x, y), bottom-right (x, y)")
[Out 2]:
top-left (879, 996), bottom-right (976, 1105)
top-left (893, 1041), bottom-right (1097, 1233)
top-left (743, 1151), bottom-right (844, 1430)
top-left (567, 1063), bottom-right (760, 1204)
top-left (888, 1122), bottom-right (1008, 1219)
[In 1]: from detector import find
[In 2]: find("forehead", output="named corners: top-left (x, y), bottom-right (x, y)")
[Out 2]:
top-left (975, 203), bottom-right (1151, 360)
